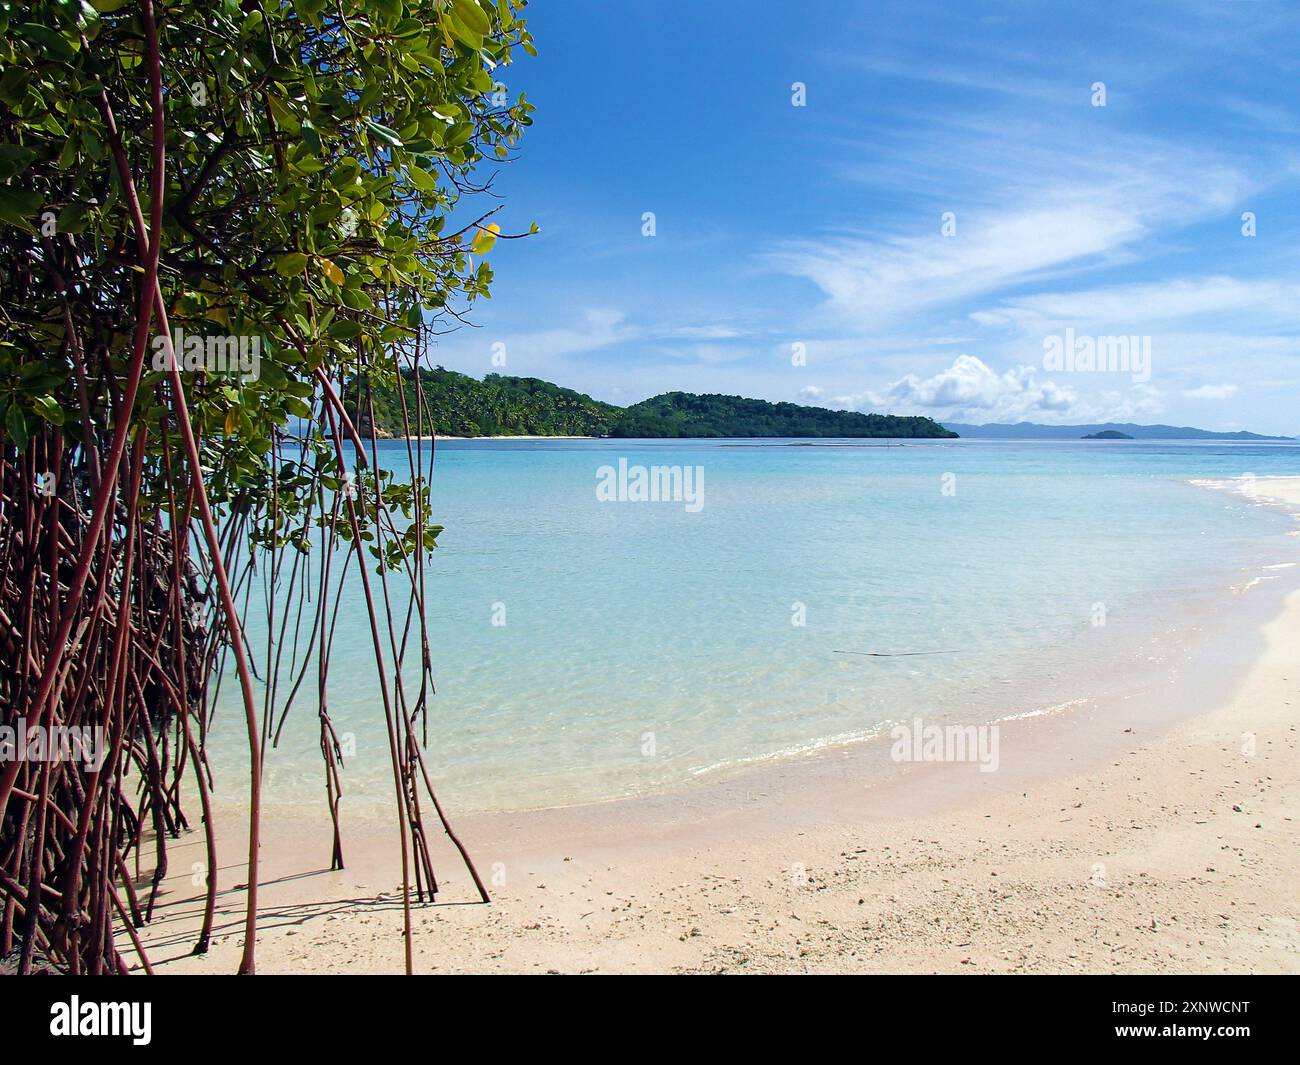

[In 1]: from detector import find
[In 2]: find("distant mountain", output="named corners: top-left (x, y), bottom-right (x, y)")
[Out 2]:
top-left (354, 369), bottom-right (957, 438)
top-left (1082, 430), bottom-right (1134, 440)
top-left (942, 421), bottom-right (1293, 441)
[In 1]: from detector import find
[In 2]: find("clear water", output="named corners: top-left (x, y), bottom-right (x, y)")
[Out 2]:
top-left (207, 439), bottom-right (1300, 813)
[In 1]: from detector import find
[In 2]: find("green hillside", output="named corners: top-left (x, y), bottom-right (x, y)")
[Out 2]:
top-left (357, 368), bottom-right (624, 437)
top-left (353, 369), bottom-right (957, 439)
top-left (613, 391), bottom-right (958, 438)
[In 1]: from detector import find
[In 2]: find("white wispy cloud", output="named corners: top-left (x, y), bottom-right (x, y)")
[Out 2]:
top-left (432, 311), bottom-right (760, 374)
top-left (460, 308), bottom-right (635, 368)
top-left (661, 324), bottom-right (749, 340)
top-left (766, 135), bottom-right (1255, 331)
top-left (1182, 384), bottom-right (1240, 400)
top-left (971, 276), bottom-right (1300, 334)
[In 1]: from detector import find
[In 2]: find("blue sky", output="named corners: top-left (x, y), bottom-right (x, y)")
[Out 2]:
top-left (439, 0), bottom-right (1300, 434)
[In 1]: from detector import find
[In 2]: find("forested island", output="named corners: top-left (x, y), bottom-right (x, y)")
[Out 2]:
top-left (352, 368), bottom-right (958, 438)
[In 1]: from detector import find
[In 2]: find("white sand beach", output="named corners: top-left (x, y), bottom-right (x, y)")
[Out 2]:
top-left (126, 478), bottom-right (1300, 974)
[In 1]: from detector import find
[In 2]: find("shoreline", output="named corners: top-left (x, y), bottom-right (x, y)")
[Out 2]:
top-left (128, 477), bottom-right (1300, 974)
top-left (430, 434), bottom-right (597, 440)
top-left (403, 435), bottom-right (1296, 444)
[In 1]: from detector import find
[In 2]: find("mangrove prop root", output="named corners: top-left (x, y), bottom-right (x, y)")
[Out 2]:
top-left (0, 2), bottom-right (486, 975)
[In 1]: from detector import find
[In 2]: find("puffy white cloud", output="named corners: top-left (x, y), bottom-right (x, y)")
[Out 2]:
top-left (848, 354), bottom-right (1164, 424)
top-left (870, 355), bottom-right (1070, 416)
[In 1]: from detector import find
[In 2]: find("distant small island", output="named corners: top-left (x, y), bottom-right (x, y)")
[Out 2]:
top-left (1082, 430), bottom-right (1133, 440)
top-left (352, 368), bottom-right (958, 439)
top-left (944, 420), bottom-right (1292, 441)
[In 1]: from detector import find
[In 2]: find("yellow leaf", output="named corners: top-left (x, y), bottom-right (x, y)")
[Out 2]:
top-left (204, 303), bottom-right (231, 328)
top-left (320, 257), bottom-right (344, 285)
top-left (224, 408), bottom-right (238, 436)
top-left (470, 222), bottom-right (501, 255)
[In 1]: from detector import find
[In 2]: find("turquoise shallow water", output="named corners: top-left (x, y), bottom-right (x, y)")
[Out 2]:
top-left (208, 439), bottom-right (1300, 813)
